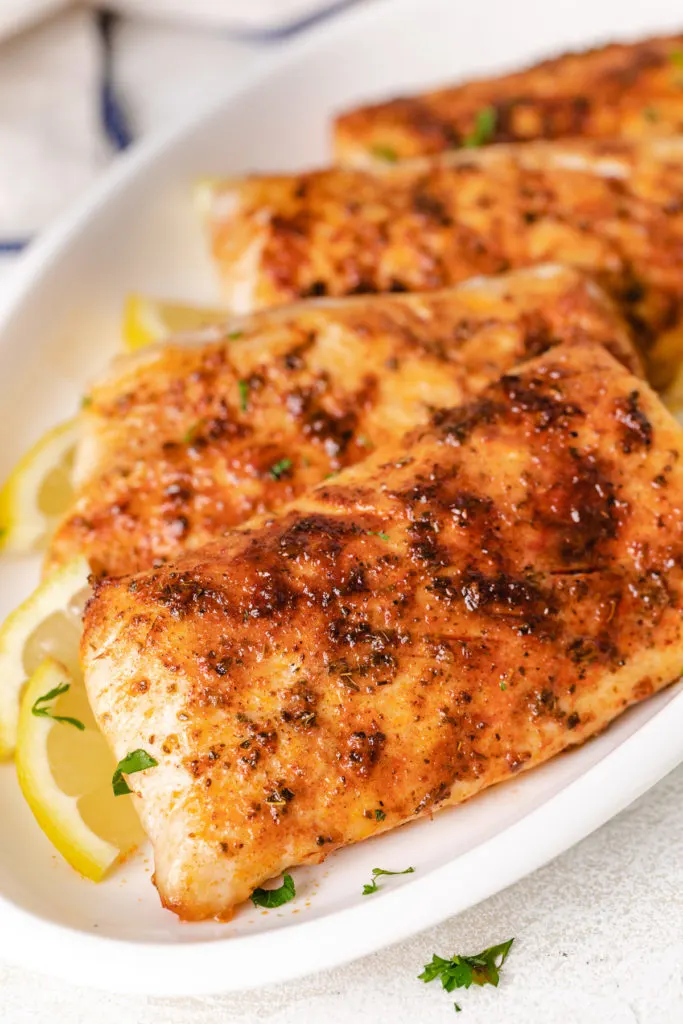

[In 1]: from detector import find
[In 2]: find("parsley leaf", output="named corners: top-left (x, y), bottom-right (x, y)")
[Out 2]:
top-left (269, 457), bottom-right (293, 480)
top-left (374, 808), bottom-right (386, 822)
top-left (227, 330), bottom-right (243, 340)
top-left (454, 1004), bottom-right (462, 1013)
top-left (250, 872), bottom-right (296, 908)
top-left (367, 530), bottom-right (390, 542)
top-left (418, 938), bottom-right (514, 992)
top-left (112, 749), bottom-right (158, 796)
top-left (182, 421), bottom-right (202, 444)
top-left (372, 144), bottom-right (398, 163)
top-left (463, 106), bottom-right (497, 148)
top-left (31, 681), bottom-right (85, 731)
top-left (238, 379), bottom-right (249, 412)
top-left (362, 865), bottom-right (414, 895)
top-left (81, 395), bottom-right (93, 409)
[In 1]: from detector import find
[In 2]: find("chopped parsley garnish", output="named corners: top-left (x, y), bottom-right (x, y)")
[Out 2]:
top-left (372, 144), bottom-right (398, 163)
top-left (182, 421), bottom-right (202, 444)
top-left (362, 865), bottom-right (414, 895)
top-left (418, 938), bottom-right (514, 994)
top-left (238, 379), bottom-right (249, 412)
top-left (463, 106), bottom-right (497, 148)
top-left (269, 457), bottom-right (293, 480)
top-left (500, 682), bottom-right (507, 691)
top-left (227, 330), bottom-right (243, 340)
top-left (81, 395), bottom-right (93, 409)
top-left (671, 50), bottom-right (683, 86)
top-left (374, 808), bottom-right (386, 822)
top-left (112, 749), bottom-right (159, 796)
top-left (31, 682), bottom-right (85, 731)
top-left (367, 530), bottom-right (390, 541)
top-left (250, 872), bottom-right (296, 908)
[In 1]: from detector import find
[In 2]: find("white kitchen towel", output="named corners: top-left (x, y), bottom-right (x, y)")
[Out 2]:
top-left (0, 1), bottom-right (359, 243)
top-left (0, 0), bottom-right (358, 42)
top-left (0, 7), bottom-right (106, 242)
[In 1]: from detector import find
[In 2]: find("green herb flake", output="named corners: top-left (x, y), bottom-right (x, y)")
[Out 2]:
top-left (372, 144), bottom-right (398, 163)
top-left (32, 682), bottom-right (85, 731)
top-left (81, 395), bottom-right (93, 410)
top-left (374, 808), bottom-right (386, 822)
top-left (250, 872), bottom-right (296, 908)
top-left (269, 457), bottom-right (293, 480)
top-left (182, 421), bottom-right (202, 444)
top-left (418, 938), bottom-right (514, 993)
top-left (227, 330), bottom-right (243, 340)
top-left (454, 1004), bottom-right (462, 1013)
top-left (671, 49), bottom-right (683, 68)
top-left (500, 682), bottom-right (507, 691)
top-left (367, 530), bottom-right (390, 542)
top-left (643, 105), bottom-right (660, 123)
top-left (362, 865), bottom-right (414, 896)
top-left (238, 379), bottom-right (249, 412)
top-left (463, 106), bottom-right (497, 148)
top-left (112, 749), bottom-right (159, 797)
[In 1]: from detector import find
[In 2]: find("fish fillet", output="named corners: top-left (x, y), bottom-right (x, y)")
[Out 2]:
top-left (202, 137), bottom-right (683, 368)
top-left (82, 341), bottom-right (683, 921)
top-left (48, 267), bottom-right (639, 577)
top-left (335, 32), bottom-right (683, 165)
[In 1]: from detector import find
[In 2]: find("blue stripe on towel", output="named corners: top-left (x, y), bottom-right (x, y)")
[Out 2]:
top-left (97, 10), bottom-right (134, 152)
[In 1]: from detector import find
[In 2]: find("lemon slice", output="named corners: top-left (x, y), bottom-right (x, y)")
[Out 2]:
top-left (16, 657), bottom-right (144, 881)
top-left (0, 416), bottom-right (80, 554)
top-left (122, 294), bottom-right (229, 351)
top-left (0, 556), bottom-right (90, 759)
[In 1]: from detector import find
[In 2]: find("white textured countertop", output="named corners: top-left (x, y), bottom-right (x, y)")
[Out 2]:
top-left (1, 11), bottom-right (683, 1022)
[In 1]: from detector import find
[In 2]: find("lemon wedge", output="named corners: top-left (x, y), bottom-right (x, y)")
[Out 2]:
top-left (16, 657), bottom-right (144, 881)
top-left (122, 294), bottom-right (229, 351)
top-left (0, 416), bottom-right (80, 555)
top-left (0, 556), bottom-right (90, 759)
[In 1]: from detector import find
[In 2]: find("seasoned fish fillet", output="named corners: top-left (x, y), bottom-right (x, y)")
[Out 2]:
top-left (82, 342), bottom-right (683, 921)
top-left (48, 266), bottom-right (639, 578)
top-left (335, 32), bottom-right (683, 165)
top-left (203, 137), bottom-right (683, 364)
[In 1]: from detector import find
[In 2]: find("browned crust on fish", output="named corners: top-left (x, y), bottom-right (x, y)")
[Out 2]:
top-left (335, 33), bottom-right (683, 164)
top-left (82, 342), bottom-right (683, 920)
top-left (48, 268), bottom-right (639, 577)
top-left (205, 138), bottom-right (683, 365)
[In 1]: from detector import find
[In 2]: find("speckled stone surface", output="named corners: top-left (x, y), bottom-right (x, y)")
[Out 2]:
top-left (3, 762), bottom-right (683, 1023)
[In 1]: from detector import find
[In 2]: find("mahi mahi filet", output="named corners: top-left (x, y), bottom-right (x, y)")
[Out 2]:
top-left (82, 342), bottom-right (683, 920)
top-left (49, 266), bottom-right (639, 576)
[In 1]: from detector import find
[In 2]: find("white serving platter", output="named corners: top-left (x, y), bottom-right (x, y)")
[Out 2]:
top-left (1, 0), bottom-right (683, 997)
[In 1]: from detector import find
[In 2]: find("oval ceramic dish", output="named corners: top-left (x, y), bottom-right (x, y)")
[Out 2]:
top-left (1, 0), bottom-right (683, 995)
